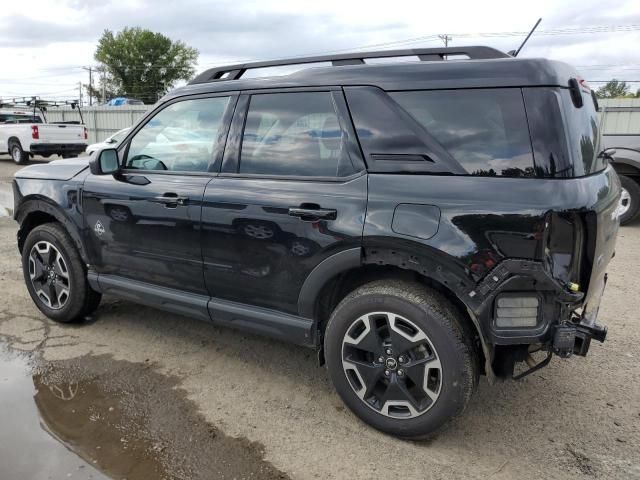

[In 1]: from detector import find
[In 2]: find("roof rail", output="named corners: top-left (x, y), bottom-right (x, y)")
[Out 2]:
top-left (189, 46), bottom-right (510, 84)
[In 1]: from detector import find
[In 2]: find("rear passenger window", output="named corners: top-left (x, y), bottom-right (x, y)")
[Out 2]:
top-left (239, 92), bottom-right (354, 177)
top-left (390, 89), bottom-right (535, 177)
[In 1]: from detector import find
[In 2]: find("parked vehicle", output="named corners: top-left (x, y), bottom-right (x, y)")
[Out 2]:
top-left (602, 134), bottom-right (640, 224)
top-left (12, 47), bottom-right (620, 439)
top-left (0, 99), bottom-right (87, 164)
top-left (86, 127), bottom-right (131, 156)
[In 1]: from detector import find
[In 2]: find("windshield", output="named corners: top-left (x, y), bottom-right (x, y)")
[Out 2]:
top-left (111, 128), bottom-right (130, 143)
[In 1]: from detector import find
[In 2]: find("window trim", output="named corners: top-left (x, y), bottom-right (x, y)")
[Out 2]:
top-left (220, 88), bottom-right (365, 180)
top-left (118, 91), bottom-right (239, 176)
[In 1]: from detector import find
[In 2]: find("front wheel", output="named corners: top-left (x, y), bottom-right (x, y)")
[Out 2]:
top-left (22, 223), bottom-right (101, 323)
top-left (324, 280), bottom-right (478, 439)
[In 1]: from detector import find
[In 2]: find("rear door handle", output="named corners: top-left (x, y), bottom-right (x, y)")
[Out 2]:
top-left (288, 207), bottom-right (337, 221)
top-left (152, 194), bottom-right (188, 206)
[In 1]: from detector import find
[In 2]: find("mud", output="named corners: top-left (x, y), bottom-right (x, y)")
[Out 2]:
top-left (0, 344), bottom-right (288, 480)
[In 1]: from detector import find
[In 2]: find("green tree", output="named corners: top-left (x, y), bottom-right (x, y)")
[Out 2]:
top-left (595, 80), bottom-right (630, 99)
top-left (95, 27), bottom-right (198, 104)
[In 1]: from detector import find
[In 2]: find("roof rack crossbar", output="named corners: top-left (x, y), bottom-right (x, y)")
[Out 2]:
top-left (189, 46), bottom-right (510, 84)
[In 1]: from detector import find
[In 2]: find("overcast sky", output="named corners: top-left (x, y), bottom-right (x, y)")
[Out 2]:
top-left (0, 0), bottom-right (638, 102)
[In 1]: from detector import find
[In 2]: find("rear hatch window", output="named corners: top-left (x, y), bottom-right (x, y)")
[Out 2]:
top-left (522, 87), bottom-right (606, 178)
top-left (560, 88), bottom-right (606, 176)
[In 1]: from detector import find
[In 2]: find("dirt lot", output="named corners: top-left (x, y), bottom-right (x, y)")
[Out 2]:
top-left (1, 157), bottom-right (639, 479)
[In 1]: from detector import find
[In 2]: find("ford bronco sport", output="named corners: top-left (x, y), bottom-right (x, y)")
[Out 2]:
top-left (12, 46), bottom-right (620, 439)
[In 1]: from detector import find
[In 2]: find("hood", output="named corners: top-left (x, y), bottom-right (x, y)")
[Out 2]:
top-left (14, 157), bottom-right (90, 181)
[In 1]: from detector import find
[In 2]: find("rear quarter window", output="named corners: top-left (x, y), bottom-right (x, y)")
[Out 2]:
top-left (390, 89), bottom-right (535, 177)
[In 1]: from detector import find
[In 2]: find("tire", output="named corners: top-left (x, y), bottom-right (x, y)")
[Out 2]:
top-left (22, 223), bottom-right (101, 323)
top-left (618, 175), bottom-right (640, 225)
top-left (324, 280), bottom-right (478, 439)
top-left (61, 154), bottom-right (78, 159)
top-left (9, 141), bottom-right (29, 165)
top-left (41, 154), bottom-right (51, 158)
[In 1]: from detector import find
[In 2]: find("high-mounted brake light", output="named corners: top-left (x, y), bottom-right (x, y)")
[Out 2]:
top-left (31, 125), bottom-right (39, 139)
top-left (83, 127), bottom-right (88, 140)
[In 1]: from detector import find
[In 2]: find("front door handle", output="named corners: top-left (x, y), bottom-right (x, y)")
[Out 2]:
top-left (288, 207), bottom-right (337, 221)
top-left (152, 194), bottom-right (189, 207)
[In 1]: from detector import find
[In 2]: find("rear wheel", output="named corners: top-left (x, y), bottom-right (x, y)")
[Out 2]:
top-left (324, 280), bottom-right (478, 439)
top-left (22, 223), bottom-right (101, 323)
top-left (10, 141), bottom-right (29, 164)
top-left (618, 175), bottom-right (640, 225)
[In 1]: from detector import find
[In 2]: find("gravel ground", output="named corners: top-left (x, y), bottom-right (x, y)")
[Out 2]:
top-left (0, 157), bottom-right (639, 479)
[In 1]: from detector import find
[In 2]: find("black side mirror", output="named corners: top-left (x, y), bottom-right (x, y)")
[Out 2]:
top-left (89, 148), bottom-right (120, 175)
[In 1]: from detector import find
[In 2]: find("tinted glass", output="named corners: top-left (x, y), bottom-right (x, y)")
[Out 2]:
top-left (126, 97), bottom-right (229, 172)
top-left (559, 89), bottom-right (606, 176)
top-left (239, 92), bottom-right (353, 177)
top-left (522, 88), bottom-right (572, 178)
top-left (391, 89), bottom-right (535, 177)
top-left (111, 128), bottom-right (130, 143)
top-left (0, 114), bottom-right (41, 123)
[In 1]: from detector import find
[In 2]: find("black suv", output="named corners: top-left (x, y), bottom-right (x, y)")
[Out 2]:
top-left (12, 47), bottom-right (620, 439)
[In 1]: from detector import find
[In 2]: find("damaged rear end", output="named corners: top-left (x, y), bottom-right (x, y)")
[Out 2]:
top-left (357, 63), bottom-right (621, 380)
top-left (472, 78), bottom-right (621, 378)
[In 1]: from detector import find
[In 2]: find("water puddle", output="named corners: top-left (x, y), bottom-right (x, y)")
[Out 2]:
top-left (0, 344), bottom-right (288, 479)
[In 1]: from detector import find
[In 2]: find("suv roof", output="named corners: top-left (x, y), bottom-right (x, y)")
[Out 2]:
top-left (169, 46), bottom-right (578, 100)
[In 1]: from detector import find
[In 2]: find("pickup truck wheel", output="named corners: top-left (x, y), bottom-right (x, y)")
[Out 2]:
top-left (324, 280), bottom-right (478, 439)
top-left (9, 141), bottom-right (29, 165)
top-left (22, 223), bottom-right (101, 323)
top-left (618, 175), bottom-right (640, 225)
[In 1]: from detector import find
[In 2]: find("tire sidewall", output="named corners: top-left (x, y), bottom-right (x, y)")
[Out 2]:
top-left (22, 225), bottom-right (86, 322)
top-left (325, 290), bottom-right (473, 438)
top-left (619, 175), bottom-right (640, 225)
top-left (11, 143), bottom-right (27, 165)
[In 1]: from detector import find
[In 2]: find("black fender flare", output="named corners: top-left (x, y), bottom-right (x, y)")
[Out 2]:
top-left (297, 247), bottom-right (362, 319)
top-left (362, 244), bottom-right (496, 382)
top-left (15, 197), bottom-right (89, 264)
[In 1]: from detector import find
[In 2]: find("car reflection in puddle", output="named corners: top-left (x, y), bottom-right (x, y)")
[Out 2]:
top-left (0, 344), bottom-right (289, 480)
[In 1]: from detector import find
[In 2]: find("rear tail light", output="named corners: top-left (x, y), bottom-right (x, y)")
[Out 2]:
top-left (495, 295), bottom-right (539, 328)
top-left (84, 127), bottom-right (88, 140)
top-left (31, 125), bottom-right (39, 139)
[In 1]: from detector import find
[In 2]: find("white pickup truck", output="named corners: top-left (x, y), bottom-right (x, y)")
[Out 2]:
top-left (0, 107), bottom-right (87, 164)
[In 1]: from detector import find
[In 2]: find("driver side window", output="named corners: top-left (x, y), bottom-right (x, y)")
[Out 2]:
top-left (126, 96), bottom-right (230, 172)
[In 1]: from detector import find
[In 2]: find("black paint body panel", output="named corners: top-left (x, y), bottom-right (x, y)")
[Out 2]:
top-left (12, 53), bottom-right (620, 360)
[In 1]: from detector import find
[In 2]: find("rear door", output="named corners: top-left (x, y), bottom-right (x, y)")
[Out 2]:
top-left (201, 89), bottom-right (367, 315)
top-left (82, 93), bottom-right (236, 295)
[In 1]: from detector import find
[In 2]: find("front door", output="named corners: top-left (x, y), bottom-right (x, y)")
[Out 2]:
top-left (82, 94), bottom-right (236, 295)
top-left (201, 90), bottom-right (367, 314)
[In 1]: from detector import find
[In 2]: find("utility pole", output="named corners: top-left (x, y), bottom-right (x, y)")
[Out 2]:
top-left (438, 34), bottom-right (452, 60)
top-left (438, 34), bottom-right (452, 48)
top-left (78, 81), bottom-right (83, 106)
top-left (82, 66), bottom-right (93, 106)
